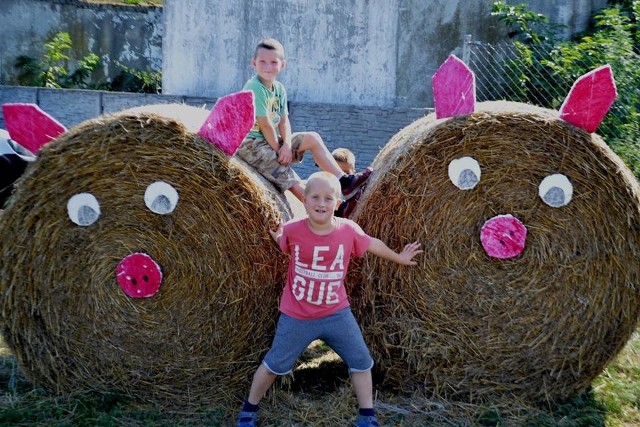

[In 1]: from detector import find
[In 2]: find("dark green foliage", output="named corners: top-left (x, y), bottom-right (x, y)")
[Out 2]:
top-left (13, 31), bottom-right (161, 93)
top-left (491, 1), bottom-right (552, 43)
top-left (13, 32), bottom-right (100, 89)
top-left (14, 56), bottom-right (41, 87)
top-left (491, 1), bottom-right (640, 178)
top-left (109, 62), bottom-right (162, 93)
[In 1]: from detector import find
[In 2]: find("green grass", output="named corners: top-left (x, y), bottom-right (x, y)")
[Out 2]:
top-left (0, 332), bottom-right (638, 426)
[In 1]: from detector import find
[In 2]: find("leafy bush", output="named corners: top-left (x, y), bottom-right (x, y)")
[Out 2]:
top-left (491, 1), bottom-right (640, 176)
top-left (13, 31), bottom-right (161, 93)
top-left (14, 32), bottom-right (100, 89)
top-left (109, 62), bottom-right (162, 93)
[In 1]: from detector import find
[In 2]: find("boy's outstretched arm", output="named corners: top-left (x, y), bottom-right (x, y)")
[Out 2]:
top-left (367, 239), bottom-right (423, 265)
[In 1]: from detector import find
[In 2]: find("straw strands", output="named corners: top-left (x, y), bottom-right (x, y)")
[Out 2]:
top-left (351, 101), bottom-right (640, 403)
top-left (0, 105), bottom-right (293, 407)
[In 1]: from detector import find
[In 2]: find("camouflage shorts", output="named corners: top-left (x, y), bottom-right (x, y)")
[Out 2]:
top-left (236, 133), bottom-right (305, 192)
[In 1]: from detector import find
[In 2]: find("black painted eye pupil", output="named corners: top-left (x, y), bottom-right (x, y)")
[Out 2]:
top-left (131, 278), bottom-right (137, 286)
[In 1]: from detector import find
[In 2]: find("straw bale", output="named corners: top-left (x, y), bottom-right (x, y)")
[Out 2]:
top-left (0, 104), bottom-right (298, 407)
top-left (350, 101), bottom-right (640, 403)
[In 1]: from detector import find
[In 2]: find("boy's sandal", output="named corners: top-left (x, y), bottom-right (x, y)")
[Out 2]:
top-left (236, 410), bottom-right (258, 427)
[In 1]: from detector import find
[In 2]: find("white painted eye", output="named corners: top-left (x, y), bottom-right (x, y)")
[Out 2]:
top-left (539, 174), bottom-right (573, 207)
top-left (448, 156), bottom-right (481, 190)
top-left (145, 181), bottom-right (179, 214)
top-left (67, 193), bottom-right (101, 226)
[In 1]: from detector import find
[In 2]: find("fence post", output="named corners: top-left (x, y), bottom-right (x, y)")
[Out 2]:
top-left (462, 34), bottom-right (472, 64)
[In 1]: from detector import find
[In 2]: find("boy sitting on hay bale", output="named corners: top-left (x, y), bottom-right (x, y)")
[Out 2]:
top-left (235, 172), bottom-right (422, 427)
top-left (237, 38), bottom-right (371, 203)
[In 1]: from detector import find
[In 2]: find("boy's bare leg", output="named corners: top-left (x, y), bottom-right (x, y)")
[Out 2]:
top-left (289, 181), bottom-right (305, 202)
top-left (247, 364), bottom-right (277, 405)
top-left (297, 132), bottom-right (345, 177)
top-left (351, 370), bottom-right (374, 408)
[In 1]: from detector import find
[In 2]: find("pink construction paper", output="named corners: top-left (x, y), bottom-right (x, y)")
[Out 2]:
top-left (2, 103), bottom-right (66, 154)
top-left (559, 64), bottom-right (617, 133)
top-left (432, 55), bottom-right (476, 119)
top-left (197, 90), bottom-right (255, 156)
top-left (480, 214), bottom-right (527, 259)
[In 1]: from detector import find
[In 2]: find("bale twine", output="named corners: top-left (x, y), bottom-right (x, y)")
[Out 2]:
top-left (351, 101), bottom-right (640, 403)
top-left (0, 104), bottom-right (296, 407)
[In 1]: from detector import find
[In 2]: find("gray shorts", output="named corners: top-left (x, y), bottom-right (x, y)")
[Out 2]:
top-left (235, 133), bottom-right (306, 192)
top-left (262, 308), bottom-right (374, 375)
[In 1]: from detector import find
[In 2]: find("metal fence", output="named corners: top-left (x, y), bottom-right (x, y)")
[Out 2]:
top-left (461, 35), bottom-right (631, 140)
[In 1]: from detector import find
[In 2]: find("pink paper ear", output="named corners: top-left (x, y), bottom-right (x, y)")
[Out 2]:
top-left (432, 54), bottom-right (476, 119)
top-left (559, 64), bottom-right (617, 133)
top-left (2, 103), bottom-right (67, 155)
top-left (197, 91), bottom-right (255, 156)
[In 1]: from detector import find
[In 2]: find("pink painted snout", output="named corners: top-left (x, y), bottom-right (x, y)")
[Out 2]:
top-left (115, 253), bottom-right (163, 298)
top-left (480, 214), bottom-right (527, 259)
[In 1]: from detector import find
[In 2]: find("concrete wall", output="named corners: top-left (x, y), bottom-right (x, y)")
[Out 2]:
top-left (0, 85), bottom-right (429, 178)
top-left (163, 0), bottom-right (608, 108)
top-left (0, 0), bottom-right (608, 105)
top-left (0, 1), bottom-right (609, 174)
top-left (0, 0), bottom-right (162, 87)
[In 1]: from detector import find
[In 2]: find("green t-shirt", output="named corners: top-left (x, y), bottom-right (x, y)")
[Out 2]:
top-left (243, 75), bottom-right (288, 140)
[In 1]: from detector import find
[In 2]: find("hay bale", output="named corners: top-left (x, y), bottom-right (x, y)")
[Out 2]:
top-left (0, 104), bottom-right (297, 407)
top-left (351, 101), bottom-right (640, 403)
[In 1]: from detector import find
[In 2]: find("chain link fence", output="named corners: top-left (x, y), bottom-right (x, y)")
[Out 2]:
top-left (461, 35), bottom-right (632, 140)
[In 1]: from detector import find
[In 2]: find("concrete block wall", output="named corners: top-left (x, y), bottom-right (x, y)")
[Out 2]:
top-left (0, 86), bottom-right (430, 178)
top-left (1, 0), bottom-right (608, 108)
top-left (164, 0), bottom-right (608, 108)
top-left (0, 0), bottom-right (162, 87)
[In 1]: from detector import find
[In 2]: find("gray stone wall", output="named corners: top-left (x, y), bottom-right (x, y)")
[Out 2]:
top-left (0, 85), bottom-right (429, 178)
top-left (0, 0), bottom-right (608, 107)
top-left (163, 0), bottom-right (608, 108)
top-left (0, 0), bottom-right (608, 174)
top-left (0, 0), bottom-right (162, 87)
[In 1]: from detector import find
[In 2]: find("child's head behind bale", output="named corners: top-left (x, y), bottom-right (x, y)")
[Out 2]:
top-left (352, 101), bottom-right (640, 403)
top-left (0, 105), bottom-right (291, 407)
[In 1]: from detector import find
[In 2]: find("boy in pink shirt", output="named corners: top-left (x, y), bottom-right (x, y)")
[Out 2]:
top-left (236, 172), bottom-right (423, 427)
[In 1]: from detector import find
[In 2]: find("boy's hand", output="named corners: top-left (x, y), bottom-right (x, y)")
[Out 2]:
top-left (398, 241), bottom-right (423, 265)
top-left (367, 239), bottom-right (423, 265)
top-left (269, 222), bottom-right (284, 244)
top-left (278, 145), bottom-right (293, 165)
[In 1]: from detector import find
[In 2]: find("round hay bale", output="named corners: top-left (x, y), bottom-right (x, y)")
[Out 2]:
top-left (0, 104), bottom-right (296, 407)
top-left (351, 101), bottom-right (640, 403)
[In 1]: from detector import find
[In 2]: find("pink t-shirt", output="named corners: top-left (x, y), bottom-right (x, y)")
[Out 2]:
top-left (278, 217), bottom-right (372, 320)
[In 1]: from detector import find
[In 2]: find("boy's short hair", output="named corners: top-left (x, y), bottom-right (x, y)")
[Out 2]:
top-left (254, 38), bottom-right (285, 60)
top-left (305, 172), bottom-right (341, 198)
top-left (331, 148), bottom-right (356, 169)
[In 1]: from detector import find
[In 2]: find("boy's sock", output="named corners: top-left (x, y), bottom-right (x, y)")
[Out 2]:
top-left (356, 408), bottom-right (379, 427)
top-left (242, 400), bottom-right (259, 412)
top-left (359, 408), bottom-right (375, 417)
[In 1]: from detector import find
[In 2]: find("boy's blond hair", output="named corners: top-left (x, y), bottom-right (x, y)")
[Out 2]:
top-left (305, 172), bottom-right (341, 198)
top-left (331, 148), bottom-right (356, 170)
top-left (254, 38), bottom-right (285, 60)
